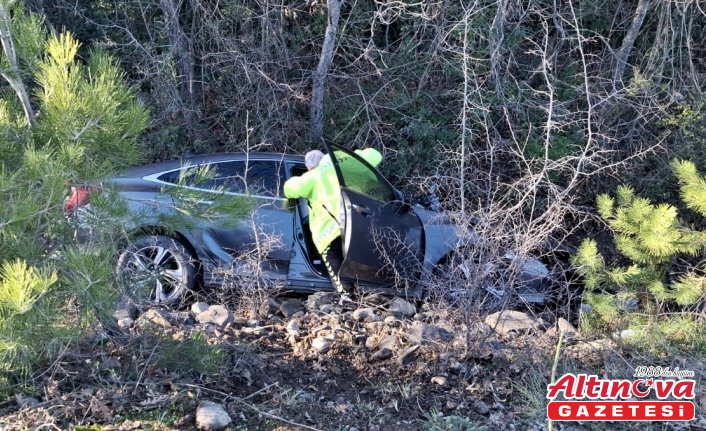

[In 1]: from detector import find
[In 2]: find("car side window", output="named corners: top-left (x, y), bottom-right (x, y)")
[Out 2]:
top-left (210, 161), bottom-right (247, 193)
top-left (332, 149), bottom-right (396, 202)
top-left (244, 160), bottom-right (282, 197)
top-left (158, 160), bottom-right (283, 197)
top-left (157, 166), bottom-right (208, 186)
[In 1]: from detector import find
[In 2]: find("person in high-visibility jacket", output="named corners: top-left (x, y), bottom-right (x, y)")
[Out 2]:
top-left (284, 148), bottom-right (383, 297)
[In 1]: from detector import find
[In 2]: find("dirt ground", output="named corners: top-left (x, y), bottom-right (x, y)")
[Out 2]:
top-left (1, 293), bottom-right (705, 431)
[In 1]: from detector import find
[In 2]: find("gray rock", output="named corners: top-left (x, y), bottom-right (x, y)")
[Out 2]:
top-left (15, 394), bottom-right (39, 409)
top-left (388, 298), bottom-right (416, 319)
top-left (241, 326), bottom-right (270, 336)
top-left (378, 334), bottom-right (399, 351)
top-left (407, 322), bottom-right (454, 344)
top-left (431, 376), bottom-right (448, 387)
top-left (485, 310), bottom-right (543, 337)
top-left (305, 292), bottom-right (338, 311)
top-left (195, 400), bottom-right (231, 431)
top-left (547, 318), bottom-right (578, 339)
top-left (280, 298), bottom-right (305, 318)
top-left (470, 322), bottom-right (493, 336)
top-left (371, 348), bottom-right (393, 361)
top-left (114, 305), bottom-right (138, 321)
top-left (365, 335), bottom-right (379, 350)
top-left (384, 315), bottom-right (402, 327)
top-left (191, 302), bottom-right (209, 314)
top-left (352, 307), bottom-right (378, 322)
top-left (320, 304), bottom-right (335, 314)
top-left (117, 317), bottom-right (134, 330)
top-left (397, 345), bottom-right (420, 366)
top-left (558, 318), bottom-right (577, 335)
top-left (286, 319), bottom-right (301, 336)
top-left (259, 298), bottom-right (281, 317)
top-left (196, 305), bottom-right (233, 327)
top-left (311, 337), bottom-right (331, 353)
top-left (472, 400), bottom-right (490, 415)
top-left (140, 309), bottom-right (172, 328)
top-left (247, 319), bottom-right (261, 328)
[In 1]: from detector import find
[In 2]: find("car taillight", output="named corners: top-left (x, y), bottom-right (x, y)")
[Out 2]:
top-left (64, 185), bottom-right (96, 213)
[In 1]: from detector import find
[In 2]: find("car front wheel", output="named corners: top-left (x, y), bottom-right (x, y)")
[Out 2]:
top-left (116, 235), bottom-right (197, 307)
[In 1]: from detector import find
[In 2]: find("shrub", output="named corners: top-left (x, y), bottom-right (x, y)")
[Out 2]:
top-left (573, 160), bottom-right (706, 351)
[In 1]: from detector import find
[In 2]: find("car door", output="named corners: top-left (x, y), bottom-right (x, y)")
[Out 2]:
top-left (159, 158), bottom-right (293, 275)
top-left (325, 143), bottom-right (425, 286)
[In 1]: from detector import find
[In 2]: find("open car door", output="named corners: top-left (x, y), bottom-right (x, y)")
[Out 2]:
top-left (325, 143), bottom-right (425, 287)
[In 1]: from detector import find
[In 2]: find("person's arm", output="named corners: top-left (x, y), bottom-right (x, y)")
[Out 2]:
top-left (283, 171), bottom-right (314, 199)
top-left (355, 148), bottom-right (383, 168)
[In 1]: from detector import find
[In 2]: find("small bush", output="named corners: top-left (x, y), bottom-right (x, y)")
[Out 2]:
top-left (573, 160), bottom-right (706, 352)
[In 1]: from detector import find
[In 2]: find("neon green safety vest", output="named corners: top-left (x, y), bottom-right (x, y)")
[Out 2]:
top-left (284, 148), bottom-right (382, 252)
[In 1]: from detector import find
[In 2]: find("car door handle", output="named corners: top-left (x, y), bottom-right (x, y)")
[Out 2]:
top-left (351, 204), bottom-right (372, 216)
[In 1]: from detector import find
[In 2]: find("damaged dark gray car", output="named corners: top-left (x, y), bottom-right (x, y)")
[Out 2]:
top-left (66, 143), bottom-right (552, 306)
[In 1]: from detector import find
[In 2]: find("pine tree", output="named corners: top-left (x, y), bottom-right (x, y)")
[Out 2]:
top-left (573, 163), bottom-right (706, 349)
top-left (0, 3), bottom-right (149, 393)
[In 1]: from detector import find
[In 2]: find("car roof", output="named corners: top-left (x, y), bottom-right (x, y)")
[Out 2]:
top-left (119, 152), bottom-right (306, 177)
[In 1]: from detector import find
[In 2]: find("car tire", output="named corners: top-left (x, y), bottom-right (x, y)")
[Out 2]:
top-left (116, 235), bottom-right (197, 307)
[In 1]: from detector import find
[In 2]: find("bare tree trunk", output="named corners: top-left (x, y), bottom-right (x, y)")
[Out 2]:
top-left (160, 0), bottom-right (193, 104)
top-left (489, 0), bottom-right (507, 102)
top-left (160, 0), bottom-right (202, 143)
top-left (310, 0), bottom-right (341, 143)
top-left (613, 0), bottom-right (651, 89)
top-left (0, 1), bottom-right (35, 128)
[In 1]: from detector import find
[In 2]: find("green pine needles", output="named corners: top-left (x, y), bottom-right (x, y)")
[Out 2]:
top-left (0, 3), bottom-right (149, 394)
top-left (573, 160), bottom-right (706, 351)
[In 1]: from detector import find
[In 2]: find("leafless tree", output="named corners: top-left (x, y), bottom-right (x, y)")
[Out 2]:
top-left (310, 0), bottom-right (342, 142)
top-left (159, 0), bottom-right (197, 134)
top-left (612, 0), bottom-right (651, 90)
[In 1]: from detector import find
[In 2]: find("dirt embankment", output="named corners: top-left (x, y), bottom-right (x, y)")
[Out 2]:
top-left (1, 293), bottom-right (704, 431)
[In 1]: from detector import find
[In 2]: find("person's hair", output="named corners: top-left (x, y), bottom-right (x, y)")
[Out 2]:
top-left (305, 150), bottom-right (325, 169)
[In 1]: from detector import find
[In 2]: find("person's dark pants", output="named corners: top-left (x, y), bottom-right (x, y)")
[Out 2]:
top-left (321, 236), bottom-right (350, 294)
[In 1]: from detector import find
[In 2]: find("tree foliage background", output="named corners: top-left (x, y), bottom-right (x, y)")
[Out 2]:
top-left (2, 0), bottom-right (705, 381)
top-left (28, 0), bottom-right (706, 245)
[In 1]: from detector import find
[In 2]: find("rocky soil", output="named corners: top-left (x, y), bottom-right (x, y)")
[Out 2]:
top-left (1, 292), bottom-right (704, 430)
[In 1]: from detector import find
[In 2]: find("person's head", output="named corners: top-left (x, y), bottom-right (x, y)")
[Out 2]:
top-left (305, 150), bottom-right (325, 170)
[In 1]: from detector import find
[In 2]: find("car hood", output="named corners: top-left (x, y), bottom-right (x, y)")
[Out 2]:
top-left (414, 206), bottom-right (551, 304)
top-left (415, 207), bottom-right (460, 267)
